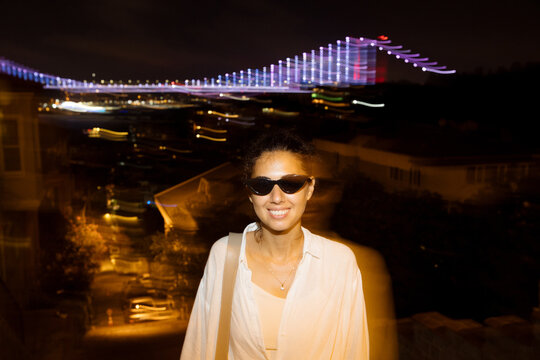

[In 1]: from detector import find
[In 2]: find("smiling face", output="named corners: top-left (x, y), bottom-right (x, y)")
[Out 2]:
top-left (249, 150), bottom-right (315, 235)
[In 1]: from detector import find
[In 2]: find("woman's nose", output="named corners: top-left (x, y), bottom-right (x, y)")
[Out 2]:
top-left (269, 184), bottom-right (284, 203)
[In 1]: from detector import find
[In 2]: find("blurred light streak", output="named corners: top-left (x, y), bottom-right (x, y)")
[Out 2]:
top-left (312, 99), bottom-right (350, 107)
top-left (352, 100), bottom-right (385, 107)
top-left (195, 134), bottom-right (227, 142)
top-left (262, 108), bottom-right (300, 117)
top-left (86, 127), bottom-right (128, 141)
top-left (164, 146), bottom-right (193, 154)
top-left (223, 119), bottom-right (255, 126)
top-left (103, 213), bottom-right (140, 224)
top-left (58, 101), bottom-right (108, 113)
top-left (219, 93), bottom-right (251, 101)
top-left (137, 103), bottom-right (197, 109)
top-left (207, 110), bottom-right (239, 118)
top-left (146, 200), bottom-right (177, 208)
top-left (312, 93), bottom-right (344, 102)
top-left (193, 124), bottom-right (227, 133)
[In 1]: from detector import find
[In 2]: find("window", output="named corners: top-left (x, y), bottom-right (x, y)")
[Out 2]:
top-left (390, 167), bottom-right (406, 182)
top-left (466, 167), bottom-right (476, 184)
top-left (476, 166), bottom-right (483, 182)
top-left (507, 164), bottom-right (519, 182)
top-left (409, 169), bottom-right (421, 186)
top-left (521, 164), bottom-right (529, 179)
top-left (485, 165), bottom-right (497, 183)
top-left (1, 118), bottom-right (22, 172)
top-left (498, 165), bottom-right (507, 183)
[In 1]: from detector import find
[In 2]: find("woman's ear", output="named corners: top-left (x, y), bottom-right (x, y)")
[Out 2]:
top-left (248, 195), bottom-right (253, 203)
top-left (306, 177), bottom-right (316, 201)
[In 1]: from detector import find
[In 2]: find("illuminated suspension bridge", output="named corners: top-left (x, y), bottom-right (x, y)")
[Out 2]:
top-left (0, 36), bottom-right (455, 94)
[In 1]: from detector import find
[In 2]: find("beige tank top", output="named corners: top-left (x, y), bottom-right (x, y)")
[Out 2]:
top-left (252, 282), bottom-right (286, 359)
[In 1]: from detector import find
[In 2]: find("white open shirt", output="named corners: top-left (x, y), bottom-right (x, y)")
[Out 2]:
top-left (180, 223), bottom-right (369, 360)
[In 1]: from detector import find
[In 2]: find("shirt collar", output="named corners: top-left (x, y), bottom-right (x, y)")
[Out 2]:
top-left (238, 223), bottom-right (256, 264)
top-left (301, 227), bottom-right (322, 259)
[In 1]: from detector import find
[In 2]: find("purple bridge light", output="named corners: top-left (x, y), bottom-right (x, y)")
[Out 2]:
top-left (0, 36), bottom-right (455, 94)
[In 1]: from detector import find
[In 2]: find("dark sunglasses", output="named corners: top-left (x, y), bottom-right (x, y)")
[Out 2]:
top-left (244, 175), bottom-right (312, 196)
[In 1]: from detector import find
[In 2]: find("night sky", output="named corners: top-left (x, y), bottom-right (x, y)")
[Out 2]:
top-left (1, 0), bottom-right (539, 83)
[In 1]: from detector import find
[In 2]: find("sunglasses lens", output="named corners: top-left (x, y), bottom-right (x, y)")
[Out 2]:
top-left (246, 178), bottom-right (274, 195)
top-left (278, 177), bottom-right (308, 193)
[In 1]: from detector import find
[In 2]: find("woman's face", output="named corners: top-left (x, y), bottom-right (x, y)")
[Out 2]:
top-left (249, 150), bottom-right (315, 234)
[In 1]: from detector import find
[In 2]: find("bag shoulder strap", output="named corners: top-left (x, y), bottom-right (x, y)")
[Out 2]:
top-left (215, 232), bottom-right (242, 360)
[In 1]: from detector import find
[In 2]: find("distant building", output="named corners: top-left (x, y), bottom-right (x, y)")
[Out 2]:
top-left (0, 91), bottom-right (73, 358)
top-left (0, 92), bottom-right (42, 305)
top-left (314, 136), bottom-right (540, 203)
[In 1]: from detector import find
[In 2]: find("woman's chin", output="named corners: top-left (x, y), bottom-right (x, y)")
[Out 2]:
top-left (260, 218), bottom-right (302, 235)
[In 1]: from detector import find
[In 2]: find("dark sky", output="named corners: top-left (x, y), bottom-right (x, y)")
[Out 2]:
top-left (1, 0), bottom-right (539, 83)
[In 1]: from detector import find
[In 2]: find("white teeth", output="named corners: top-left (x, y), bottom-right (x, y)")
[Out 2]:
top-left (269, 209), bottom-right (288, 216)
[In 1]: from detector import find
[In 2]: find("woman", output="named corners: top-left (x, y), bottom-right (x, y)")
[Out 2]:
top-left (180, 131), bottom-right (369, 359)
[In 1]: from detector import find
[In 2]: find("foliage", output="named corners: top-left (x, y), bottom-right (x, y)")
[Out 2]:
top-left (39, 211), bottom-right (102, 294)
top-left (67, 217), bottom-right (108, 259)
top-left (147, 197), bottom-right (252, 275)
top-left (149, 231), bottom-right (207, 275)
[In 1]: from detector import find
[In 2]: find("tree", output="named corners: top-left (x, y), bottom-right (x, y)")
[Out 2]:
top-left (39, 212), bottom-right (103, 295)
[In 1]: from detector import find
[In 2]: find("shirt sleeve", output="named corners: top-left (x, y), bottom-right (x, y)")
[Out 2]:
top-left (347, 267), bottom-right (370, 359)
top-left (180, 238), bottom-right (227, 360)
top-left (336, 252), bottom-right (370, 360)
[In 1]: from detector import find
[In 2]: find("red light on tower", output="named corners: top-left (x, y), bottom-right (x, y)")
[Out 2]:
top-left (377, 35), bottom-right (389, 41)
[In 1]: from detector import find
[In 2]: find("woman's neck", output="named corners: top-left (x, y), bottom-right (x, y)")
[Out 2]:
top-left (257, 225), bottom-right (304, 264)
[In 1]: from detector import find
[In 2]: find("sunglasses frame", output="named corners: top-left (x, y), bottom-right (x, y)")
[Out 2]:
top-left (244, 175), bottom-right (313, 196)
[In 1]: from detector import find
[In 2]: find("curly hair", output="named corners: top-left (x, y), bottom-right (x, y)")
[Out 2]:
top-left (242, 129), bottom-right (315, 180)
